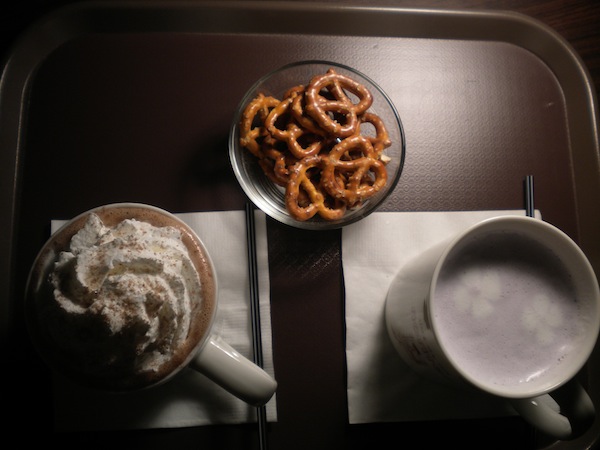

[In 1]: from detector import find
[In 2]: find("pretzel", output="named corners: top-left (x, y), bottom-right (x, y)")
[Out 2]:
top-left (258, 147), bottom-right (291, 187)
top-left (358, 112), bottom-right (392, 156)
top-left (238, 68), bottom-right (392, 222)
top-left (321, 135), bottom-right (388, 206)
top-left (239, 94), bottom-right (280, 157)
top-left (290, 88), bottom-right (328, 137)
top-left (264, 92), bottom-right (324, 159)
top-left (285, 155), bottom-right (347, 221)
top-left (304, 69), bottom-right (373, 138)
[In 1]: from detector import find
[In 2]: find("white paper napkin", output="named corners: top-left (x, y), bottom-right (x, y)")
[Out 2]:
top-left (50, 210), bottom-right (276, 431)
top-left (342, 210), bottom-right (542, 424)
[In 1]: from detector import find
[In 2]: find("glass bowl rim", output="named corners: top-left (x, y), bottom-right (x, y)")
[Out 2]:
top-left (229, 59), bottom-right (406, 230)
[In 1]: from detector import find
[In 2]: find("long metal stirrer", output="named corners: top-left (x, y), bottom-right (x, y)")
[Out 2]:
top-left (245, 202), bottom-right (268, 450)
top-left (524, 175), bottom-right (535, 218)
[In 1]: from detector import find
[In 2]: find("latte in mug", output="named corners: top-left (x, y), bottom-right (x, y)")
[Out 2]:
top-left (432, 231), bottom-right (589, 395)
top-left (385, 215), bottom-right (599, 438)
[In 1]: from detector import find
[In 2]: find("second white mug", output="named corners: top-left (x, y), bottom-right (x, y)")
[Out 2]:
top-left (385, 215), bottom-right (599, 439)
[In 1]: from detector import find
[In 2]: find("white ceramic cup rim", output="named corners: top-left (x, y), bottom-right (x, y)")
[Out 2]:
top-left (429, 215), bottom-right (600, 399)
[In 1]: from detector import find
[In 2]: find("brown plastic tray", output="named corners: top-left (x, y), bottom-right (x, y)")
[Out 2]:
top-left (1, 2), bottom-right (599, 449)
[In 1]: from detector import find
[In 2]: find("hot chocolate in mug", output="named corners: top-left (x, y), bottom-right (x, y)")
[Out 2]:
top-left (385, 215), bottom-right (599, 439)
top-left (25, 203), bottom-right (277, 406)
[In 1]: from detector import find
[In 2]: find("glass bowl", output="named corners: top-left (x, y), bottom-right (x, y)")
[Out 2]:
top-left (229, 60), bottom-right (405, 230)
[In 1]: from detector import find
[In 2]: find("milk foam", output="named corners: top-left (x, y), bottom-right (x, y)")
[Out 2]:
top-left (49, 213), bottom-right (203, 375)
top-left (432, 232), bottom-right (585, 389)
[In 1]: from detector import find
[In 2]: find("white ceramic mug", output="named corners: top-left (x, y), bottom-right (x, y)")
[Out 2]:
top-left (25, 203), bottom-right (276, 406)
top-left (385, 215), bottom-right (599, 439)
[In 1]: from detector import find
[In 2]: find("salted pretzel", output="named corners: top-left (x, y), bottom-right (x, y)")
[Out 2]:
top-left (358, 112), bottom-right (392, 156)
top-left (290, 88), bottom-right (328, 137)
top-left (304, 69), bottom-right (374, 138)
top-left (264, 92), bottom-right (325, 159)
top-left (239, 94), bottom-right (281, 157)
top-left (238, 68), bottom-right (391, 222)
top-left (321, 135), bottom-right (388, 206)
top-left (285, 155), bottom-right (347, 221)
top-left (258, 147), bottom-right (291, 187)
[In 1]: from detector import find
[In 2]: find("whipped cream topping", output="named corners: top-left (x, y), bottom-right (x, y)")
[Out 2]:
top-left (50, 213), bottom-right (202, 374)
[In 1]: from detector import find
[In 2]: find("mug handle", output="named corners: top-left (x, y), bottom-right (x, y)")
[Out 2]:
top-left (188, 335), bottom-right (277, 407)
top-left (509, 380), bottom-right (595, 440)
